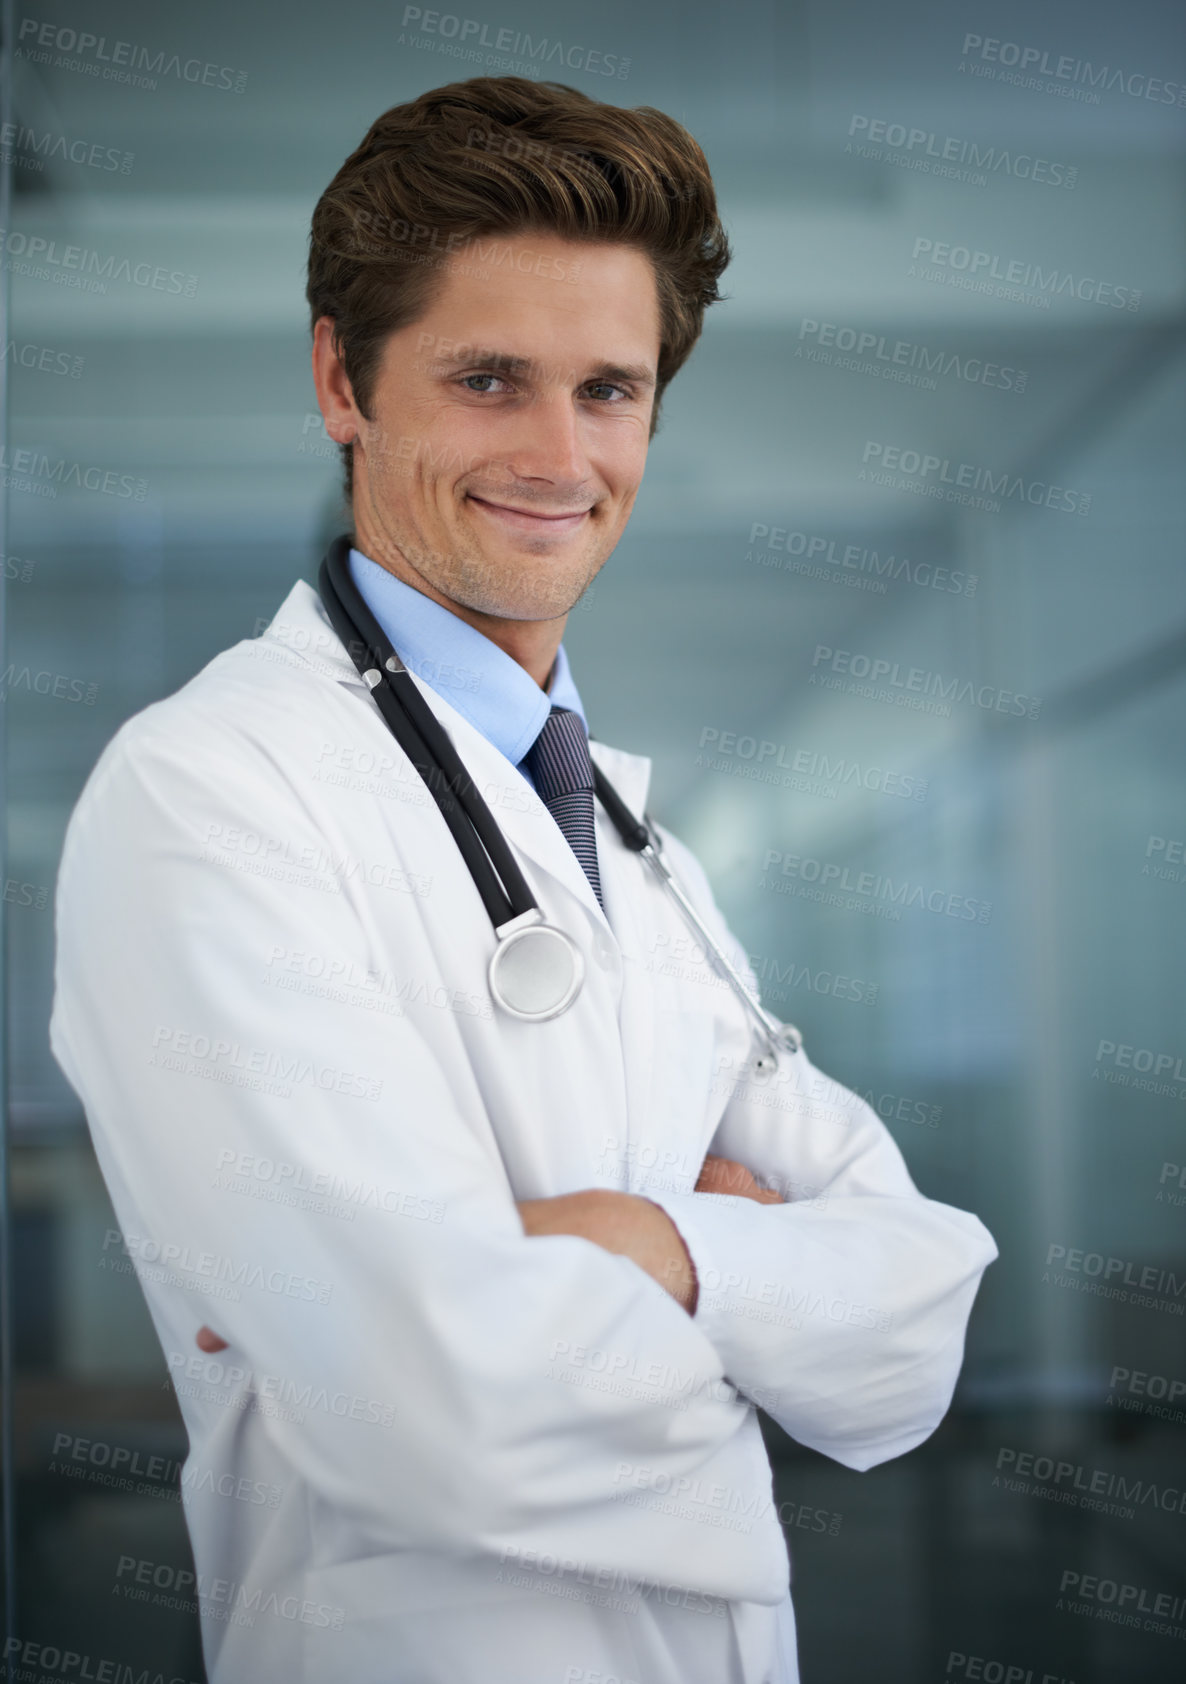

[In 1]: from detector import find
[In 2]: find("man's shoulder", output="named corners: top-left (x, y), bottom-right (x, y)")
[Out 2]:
top-left (81, 580), bottom-right (355, 802)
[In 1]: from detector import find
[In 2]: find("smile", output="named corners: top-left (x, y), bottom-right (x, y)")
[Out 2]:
top-left (467, 495), bottom-right (591, 536)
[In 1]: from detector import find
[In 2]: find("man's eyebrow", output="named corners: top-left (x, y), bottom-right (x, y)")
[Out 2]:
top-left (426, 347), bottom-right (656, 389)
top-left (591, 361), bottom-right (657, 390)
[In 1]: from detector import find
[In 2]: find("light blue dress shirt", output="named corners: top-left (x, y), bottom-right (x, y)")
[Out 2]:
top-left (348, 546), bottom-right (589, 793)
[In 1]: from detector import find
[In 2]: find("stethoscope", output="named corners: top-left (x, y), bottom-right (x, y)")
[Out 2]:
top-left (317, 536), bottom-right (802, 1067)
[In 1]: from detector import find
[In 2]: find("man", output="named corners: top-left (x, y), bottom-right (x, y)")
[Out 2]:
top-left (51, 77), bottom-right (997, 1683)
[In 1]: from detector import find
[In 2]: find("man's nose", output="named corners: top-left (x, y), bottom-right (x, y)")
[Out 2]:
top-left (502, 388), bottom-right (593, 489)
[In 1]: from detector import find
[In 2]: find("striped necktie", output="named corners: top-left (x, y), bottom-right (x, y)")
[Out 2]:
top-left (521, 705), bottom-right (604, 912)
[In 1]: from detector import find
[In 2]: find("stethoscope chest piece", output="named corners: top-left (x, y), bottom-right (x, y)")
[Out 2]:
top-left (488, 911), bottom-right (586, 1021)
top-left (317, 537), bottom-right (803, 1054)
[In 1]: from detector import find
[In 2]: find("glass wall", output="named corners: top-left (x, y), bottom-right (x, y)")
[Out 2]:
top-left (4, 0), bottom-right (1184, 1677)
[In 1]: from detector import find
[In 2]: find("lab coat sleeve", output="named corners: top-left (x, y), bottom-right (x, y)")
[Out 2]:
top-left (642, 826), bottom-right (998, 1473)
top-left (48, 708), bottom-right (774, 1592)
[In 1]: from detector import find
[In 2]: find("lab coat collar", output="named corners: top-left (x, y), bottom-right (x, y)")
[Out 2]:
top-left (257, 579), bottom-right (654, 921)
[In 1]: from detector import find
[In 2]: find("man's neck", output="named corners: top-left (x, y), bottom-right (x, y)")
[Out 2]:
top-left (352, 533), bottom-right (565, 691)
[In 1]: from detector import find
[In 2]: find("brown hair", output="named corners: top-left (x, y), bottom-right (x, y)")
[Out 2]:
top-left (306, 76), bottom-right (731, 494)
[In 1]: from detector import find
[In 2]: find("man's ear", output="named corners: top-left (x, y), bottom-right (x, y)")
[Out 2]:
top-left (311, 317), bottom-right (361, 445)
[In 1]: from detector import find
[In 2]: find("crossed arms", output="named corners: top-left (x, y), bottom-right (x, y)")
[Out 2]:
top-left (56, 719), bottom-right (996, 1579)
top-left (197, 1154), bottom-right (782, 1350)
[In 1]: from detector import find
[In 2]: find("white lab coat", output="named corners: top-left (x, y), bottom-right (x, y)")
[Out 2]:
top-left (50, 578), bottom-right (997, 1684)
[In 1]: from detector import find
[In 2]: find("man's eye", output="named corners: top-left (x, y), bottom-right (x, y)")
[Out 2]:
top-left (585, 382), bottom-right (627, 401)
top-left (460, 373), bottom-right (507, 394)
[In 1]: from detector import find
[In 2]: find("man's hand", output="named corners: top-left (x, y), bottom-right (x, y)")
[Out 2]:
top-left (518, 1190), bottom-right (698, 1313)
top-left (695, 1154), bottom-right (785, 1204)
top-left (516, 1159), bottom-right (787, 1316)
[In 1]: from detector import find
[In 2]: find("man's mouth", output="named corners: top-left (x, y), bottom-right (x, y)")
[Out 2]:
top-left (467, 494), bottom-right (592, 536)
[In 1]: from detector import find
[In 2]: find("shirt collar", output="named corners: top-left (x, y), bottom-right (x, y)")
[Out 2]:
top-left (348, 546), bottom-right (587, 768)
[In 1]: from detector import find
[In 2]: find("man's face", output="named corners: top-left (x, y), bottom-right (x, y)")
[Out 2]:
top-left (347, 233), bottom-right (661, 623)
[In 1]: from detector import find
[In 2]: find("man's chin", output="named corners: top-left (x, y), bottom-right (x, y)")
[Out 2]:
top-left (450, 545), bottom-right (601, 621)
top-left (459, 585), bottom-right (590, 624)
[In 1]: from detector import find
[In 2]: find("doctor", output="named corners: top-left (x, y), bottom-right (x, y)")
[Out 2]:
top-left (51, 75), bottom-right (997, 1684)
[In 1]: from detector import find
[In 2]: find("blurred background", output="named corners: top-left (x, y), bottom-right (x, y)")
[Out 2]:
top-left (2, 0), bottom-right (1184, 1677)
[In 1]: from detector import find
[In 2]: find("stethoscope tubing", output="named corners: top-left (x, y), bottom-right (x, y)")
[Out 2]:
top-left (318, 537), bottom-right (800, 1056)
top-left (589, 762), bottom-right (799, 1057)
top-left (320, 542), bottom-right (537, 929)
